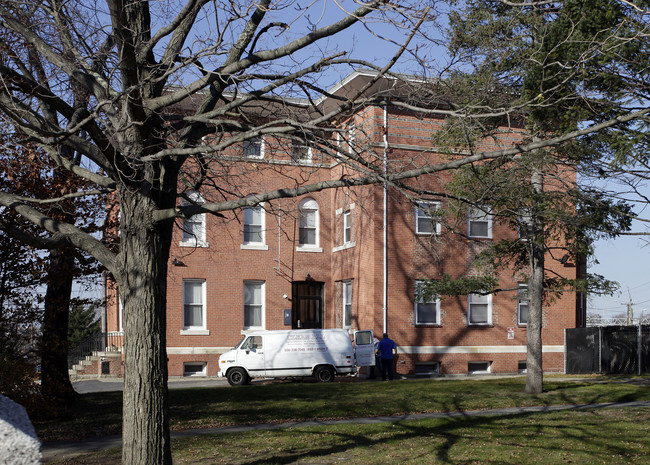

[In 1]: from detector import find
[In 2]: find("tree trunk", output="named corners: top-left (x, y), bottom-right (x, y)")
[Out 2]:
top-left (41, 247), bottom-right (77, 413)
top-left (118, 190), bottom-right (174, 465)
top-left (525, 160), bottom-right (545, 395)
top-left (525, 238), bottom-right (544, 394)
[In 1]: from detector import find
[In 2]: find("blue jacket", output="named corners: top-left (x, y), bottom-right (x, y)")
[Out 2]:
top-left (377, 338), bottom-right (396, 360)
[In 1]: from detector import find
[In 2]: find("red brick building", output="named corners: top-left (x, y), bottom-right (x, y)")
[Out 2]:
top-left (100, 71), bottom-right (583, 378)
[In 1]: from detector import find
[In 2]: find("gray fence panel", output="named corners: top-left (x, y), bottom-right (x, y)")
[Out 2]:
top-left (601, 326), bottom-right (637, 374)
top-left (566, 325), bottom-right (650, 375)
top-left (566, 327), bottom-right (599, 374)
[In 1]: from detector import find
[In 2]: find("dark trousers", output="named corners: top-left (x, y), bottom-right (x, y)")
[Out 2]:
top-left (381, 358), bottom-right (394, 380)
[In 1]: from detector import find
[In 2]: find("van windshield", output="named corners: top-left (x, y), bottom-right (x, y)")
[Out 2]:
top-left (234, 336), bottom-right (246, 349)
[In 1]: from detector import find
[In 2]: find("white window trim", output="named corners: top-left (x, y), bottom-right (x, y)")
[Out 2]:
top-left (468, 206), bottom-right (492, 239)
top-left (297, 198), bottom-right (321, 252)
top-left (241, 204), bottom-right (269, 250)
top-left (181, 279), bottom-right (209, 335)
top-left (468, 292), bottom-right (492, 325)
top-left (517, 284), bottom-right (529, 326)
top-left (347, 126), bottom-right (357, 153)
top-left (243, 280), bottom-right (265, 330)
top-left (296, 245), bottom-right (323, 252)
top-left (118, 294), bottom-right (123, 332)
top-left (333, 204), bottom-right (356, 252)
top-left (332, 242), bottom-right (355, 252)
top-left (343, 210), bottom-right (352, 243)
top-left (180, 191), bottom-right (209, 248)
top-left (336, 132), bottom-right (341, 157)
top-left (414, 280), bottom-right (441, 326)
top-left (243, 136), bottom-right (265, 159)
top-left (415, 201), bottom-right (442, 235)
top-left (342, 280), bottom-right (353, 329)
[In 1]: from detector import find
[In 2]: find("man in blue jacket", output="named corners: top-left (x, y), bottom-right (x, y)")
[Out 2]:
top-left (376, 333), bottom-right (397, 381)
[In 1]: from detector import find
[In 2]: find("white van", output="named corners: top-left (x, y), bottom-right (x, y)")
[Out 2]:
top-left (218, 329), bottom-right (375, 386)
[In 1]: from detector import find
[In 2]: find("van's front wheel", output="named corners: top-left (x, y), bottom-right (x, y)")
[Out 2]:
top-left (314, 366), bottom-right (335, 383)
top-left (227, 367), bottom-right (250, 386)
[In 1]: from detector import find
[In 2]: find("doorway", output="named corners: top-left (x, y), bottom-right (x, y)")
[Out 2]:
top-left (292, 281), bottom-right (324, 329)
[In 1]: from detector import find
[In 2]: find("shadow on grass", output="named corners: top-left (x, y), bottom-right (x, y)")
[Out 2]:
top-left (175, 406), bottom-right (650, 465)
top-left (38, 376), bottom-right (650, 443)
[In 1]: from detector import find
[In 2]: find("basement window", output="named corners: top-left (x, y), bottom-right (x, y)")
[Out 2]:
top-left (183, 362), bottom-right (207, 377)
top-left (415, 362), bottom-right (440, 377)
top-left (518, 361), bottom-right (527, 373)
top-left (468, 361), bottom-right (491, 375)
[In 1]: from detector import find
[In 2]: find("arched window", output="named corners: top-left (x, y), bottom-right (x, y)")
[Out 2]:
top-left (298, 198), bottom-right (320, 250)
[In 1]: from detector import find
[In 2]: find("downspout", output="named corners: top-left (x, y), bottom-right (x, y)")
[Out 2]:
top-left (383, 106), bottom-right (388, 333)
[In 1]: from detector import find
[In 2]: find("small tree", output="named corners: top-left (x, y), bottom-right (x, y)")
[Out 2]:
top-left (0, 228), bottom-right (43, 407)
top-left (0, 138), bottom-right (103, 412)
top-left (68, 303), bottom-right (100, 349)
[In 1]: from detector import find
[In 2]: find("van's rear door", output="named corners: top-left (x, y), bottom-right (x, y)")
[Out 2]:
top-left (353, 330), bottom-right (375, 367)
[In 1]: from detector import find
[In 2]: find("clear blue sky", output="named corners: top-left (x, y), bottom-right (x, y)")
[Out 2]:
top-left (589, 233), bottom-right (650, 319)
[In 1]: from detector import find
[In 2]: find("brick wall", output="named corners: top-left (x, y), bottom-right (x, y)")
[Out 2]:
top-left (105, 102), bottom-right (578, 377)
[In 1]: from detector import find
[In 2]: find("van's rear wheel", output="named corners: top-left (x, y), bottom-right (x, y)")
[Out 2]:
top-left (227, 367), bottom-right (250, 386)
top-left (314, 366), bottom-right (335, 383)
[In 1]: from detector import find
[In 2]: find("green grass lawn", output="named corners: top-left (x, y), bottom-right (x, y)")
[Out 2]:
top-left (39, 375), bottom-right (650, 464)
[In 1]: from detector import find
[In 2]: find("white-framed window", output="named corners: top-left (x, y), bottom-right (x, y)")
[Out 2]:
top-left (291, 142), bottom-right (312, 162)
top-left (343, 210), bottom-right (352, 244)
top-left (180, 191), bottom-right (208, 247)
top-left (297, 198), bottom-right (321, 251)
top-left (415, 280), bottom-right (441, 325)
top-left (415, 201), bottom-right (441, 235)
top-left (346, 126), bottom-right (357, 153)
top-left (243, 136), bottom-right (264, 159)
top-left (243, 281), bottom-right (265, 330)
top-left (468, 206), bottom-right (492, 238)
top-left (118, 293), bottom-right (124, 332)
top-left (242, 205), bottom-right (267, 249)
top-left (468, 292), bottom-right (492, 325)
top-left (342, 280), bottom-right (353, 328)
top-left (183, 362), bottom-right (206, 377)
top-left (468, 361), bottom-right (491, 374)
top-left (517, 284), bottom-right (529, 325)
top-left (333, 205), bottom-right (356, 252)
top-left (182, 279), bottom-right (207, 333)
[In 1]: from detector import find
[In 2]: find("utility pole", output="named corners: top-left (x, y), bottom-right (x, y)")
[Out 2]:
top-left (626, 289), bottom-right (634, 326)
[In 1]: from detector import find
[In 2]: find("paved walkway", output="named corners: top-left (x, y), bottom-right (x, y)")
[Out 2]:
top-left (42, 399), bottom-right (650, 462)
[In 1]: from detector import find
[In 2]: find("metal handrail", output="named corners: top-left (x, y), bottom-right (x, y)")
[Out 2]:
top-left (67, 332), bottom-right (124, 369)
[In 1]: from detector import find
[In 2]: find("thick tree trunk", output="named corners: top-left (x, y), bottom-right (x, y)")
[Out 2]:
top-left (118, 191), bottom-right (174, 465)
top-left (525, 239), bottom-right (544, 394)
top-left (526, 161), bottom-right (545, 395)
top-left (41, 247), bottom-right (77, 413)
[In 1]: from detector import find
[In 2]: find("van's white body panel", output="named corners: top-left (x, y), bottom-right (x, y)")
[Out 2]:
top-left (219, 329), bottom-right (374, 383)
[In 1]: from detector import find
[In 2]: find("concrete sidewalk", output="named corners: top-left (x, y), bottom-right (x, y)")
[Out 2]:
top-left (42, 399), bottom-right (650, 462)
top-left (71, 376), bottom-right (231, 393)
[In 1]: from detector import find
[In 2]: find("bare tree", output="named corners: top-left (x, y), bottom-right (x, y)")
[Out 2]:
top-left (1, 0), bottom-right (649, 463)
